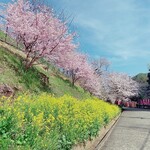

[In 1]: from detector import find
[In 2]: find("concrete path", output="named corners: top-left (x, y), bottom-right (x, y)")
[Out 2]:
top-left (97, 108), bottom-right (150, 150)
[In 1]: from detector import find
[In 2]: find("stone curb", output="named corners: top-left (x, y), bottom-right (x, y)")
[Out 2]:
top-left (72, 114), bottom-right (121, 150)
top-left (95, 114), bottom-right (121, 150)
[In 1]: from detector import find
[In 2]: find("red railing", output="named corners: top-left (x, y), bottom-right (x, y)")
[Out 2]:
top-left (115, 99), bottom-right (150, 109)
top-left (137, 99), bottom-right (150, 108)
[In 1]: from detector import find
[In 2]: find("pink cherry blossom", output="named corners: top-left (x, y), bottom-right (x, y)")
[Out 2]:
top-left (5, 0), bottom-right (77, 69)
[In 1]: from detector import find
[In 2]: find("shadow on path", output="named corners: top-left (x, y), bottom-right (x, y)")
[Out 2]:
top-left (122, 107), bottom-right (150, 112)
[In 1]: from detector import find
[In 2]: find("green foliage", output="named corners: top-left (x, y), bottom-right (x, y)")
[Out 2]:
top-left (132, 73), bottom-right (148, 84)
top-left (0, 31), bottom-right (6, 40)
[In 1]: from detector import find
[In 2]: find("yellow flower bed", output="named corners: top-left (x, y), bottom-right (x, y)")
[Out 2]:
top-left (0, 94), bottom-right (120, 150)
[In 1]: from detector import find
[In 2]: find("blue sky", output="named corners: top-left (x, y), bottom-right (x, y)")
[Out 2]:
top-left (1, 0), bottom-right (150, 76)
top-left (49, 0), bottom-right (150, 76)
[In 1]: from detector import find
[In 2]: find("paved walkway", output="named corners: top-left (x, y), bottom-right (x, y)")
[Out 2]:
top-left (98, 108), bottom-right (150, 150)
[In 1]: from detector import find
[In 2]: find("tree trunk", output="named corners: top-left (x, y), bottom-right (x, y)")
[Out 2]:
top-left (5, 26), bottom-right (8, 42)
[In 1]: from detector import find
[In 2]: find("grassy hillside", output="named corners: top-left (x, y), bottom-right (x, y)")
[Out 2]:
top-left (132, 73), bottom-right (148, 84)
top-left (0, 45), bottom-right (91, 99)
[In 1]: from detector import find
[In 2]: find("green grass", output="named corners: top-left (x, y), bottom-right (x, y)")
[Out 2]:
top-left (0, 30), bottom-right (5, 40)
top-left (49, 75), bottom-right (90, 99)
top-left (0, 46), bottom-right (91, 99)
top-left (0, 30), bottom-right (14, 44)
top-left (0, 47), bottom-right (49, 95)
top-left (0, 30), bottom-right (23, 49)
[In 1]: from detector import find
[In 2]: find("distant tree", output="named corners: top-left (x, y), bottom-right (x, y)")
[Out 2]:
top-left (57, 52), bottom-right (89, 86)
top-left (147, 69), bottom-right (150, 86)
top-left (92, 57), bottom-right (110, 76)
top-left (90, 57), bottom-right (111, 99)
top-left (5, 0), bottom-right (76, 70)
top-left (80, 72), bottom-right (103, 98)
top-left (57, 51), bottom-right (103, 97)
top-left (107, 72), bottom-right (139, 102)
top-left (132, 73), bottom-right (148, 84)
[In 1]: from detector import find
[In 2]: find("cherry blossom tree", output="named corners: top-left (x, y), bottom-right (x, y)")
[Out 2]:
top-left (1, 0), bottom-right (140, 100)
top-left (80, 72), bottom-right (103, 98)
top-left (56, 51), bottom-right (103, 97)
top-left (5, 0), bottom-right (76, 69)
top-left (57, 52), bottom-right (89, 86)
top-left (105, 72), bottom-right (139, 102)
